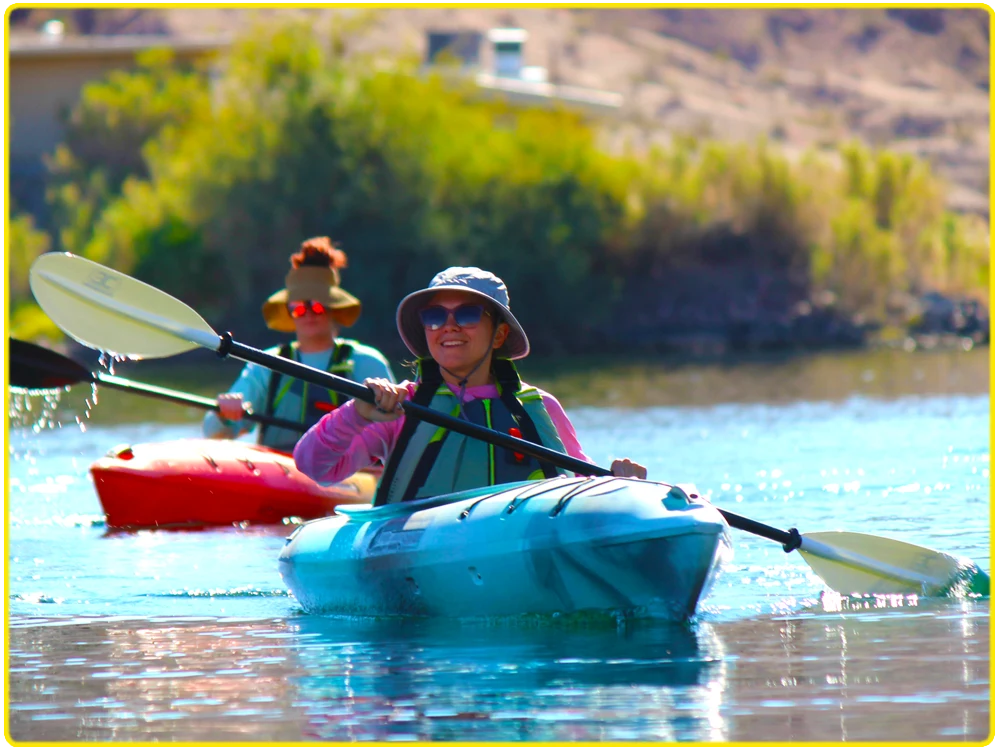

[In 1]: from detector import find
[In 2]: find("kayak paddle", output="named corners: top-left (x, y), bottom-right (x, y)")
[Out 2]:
top-left (27, 252), bottom-right (991, 598)
top-left (8, 336), bottom-right (311, 434)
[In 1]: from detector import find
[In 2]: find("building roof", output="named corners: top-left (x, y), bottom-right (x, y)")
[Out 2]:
top-left (475, 72), bottom-right (623, 114)
top-left (7, 33), bottom-right (232, 59)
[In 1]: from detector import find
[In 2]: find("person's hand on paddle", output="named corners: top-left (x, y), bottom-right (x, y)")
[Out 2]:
top-left (217, 392), bottom-right (250, 422)
top-left (611, 458), bottom-right (647, 479)
top-left (356, 378), bottom-right (406, 422)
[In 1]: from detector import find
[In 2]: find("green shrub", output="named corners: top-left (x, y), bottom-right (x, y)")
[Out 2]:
top-left (8, 211), bottom-right (60, 340)
top-left (36, 18), bottom-right (988, 352)
top-left (46, 47), bottom-right (210, 255)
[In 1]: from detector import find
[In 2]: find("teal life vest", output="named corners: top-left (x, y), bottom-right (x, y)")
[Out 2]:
top-left (373, 359), bottom-right (574, 506)
top-left (258, 341), bottom-right (354, 450)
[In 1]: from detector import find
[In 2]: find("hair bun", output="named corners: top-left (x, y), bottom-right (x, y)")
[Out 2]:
top-left (328, 247), bottom-right (348, 269)
top-left (291, 237), bottom-right (348, 269)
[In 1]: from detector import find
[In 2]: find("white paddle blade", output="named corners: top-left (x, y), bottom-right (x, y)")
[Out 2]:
top-left (799, 531), bottom-right (975, 596)
top-left (29, 253), bottom-right (220, 359)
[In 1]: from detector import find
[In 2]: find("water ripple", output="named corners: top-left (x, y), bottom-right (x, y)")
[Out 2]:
top-left (154, 588), bottom-right (291, 599)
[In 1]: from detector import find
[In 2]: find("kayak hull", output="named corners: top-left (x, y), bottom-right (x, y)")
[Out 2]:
top-left (90, 439), bottom-right (376, 529)
top-left (279, 477), bottom-right (731, 620)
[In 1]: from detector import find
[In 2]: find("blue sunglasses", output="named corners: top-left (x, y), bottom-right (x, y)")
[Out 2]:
top-left (419, 304), bottom-right (491, 331)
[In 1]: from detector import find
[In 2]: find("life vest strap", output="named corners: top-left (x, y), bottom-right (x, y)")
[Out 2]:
top-left (373, 359), bottom-right (443, 506)
top-left (258, 341), bottom-right (353, 445)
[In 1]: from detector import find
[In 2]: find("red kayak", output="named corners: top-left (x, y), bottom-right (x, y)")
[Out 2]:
top-left (90, 439), bottom-right (377, 529)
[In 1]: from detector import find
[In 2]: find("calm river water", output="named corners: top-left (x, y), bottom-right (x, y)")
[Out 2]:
top-left (5, 347), bottom-right (992, 743)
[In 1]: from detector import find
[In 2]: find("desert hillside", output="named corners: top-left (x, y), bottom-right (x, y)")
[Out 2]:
top-left (10, 6), bottom-right (992, 214)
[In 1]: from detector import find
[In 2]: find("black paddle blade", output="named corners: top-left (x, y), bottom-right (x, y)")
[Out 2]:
top-left (8, 338), bottom-right (94, 390)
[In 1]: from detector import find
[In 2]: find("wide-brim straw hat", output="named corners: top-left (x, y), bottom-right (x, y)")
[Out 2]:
top-left (396, 267), bottom-right (529, 360)
top-left (262, 265), bottom-right (362, 332)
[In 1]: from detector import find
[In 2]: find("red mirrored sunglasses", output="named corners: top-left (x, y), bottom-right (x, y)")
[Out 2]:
top-left (288, 300), bottom-right (330, 318)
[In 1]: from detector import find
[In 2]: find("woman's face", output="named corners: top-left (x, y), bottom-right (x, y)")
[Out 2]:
top-left (290, 300), bottom-right (338, 342)
top-left (423, 290), bottom-right (509, 375)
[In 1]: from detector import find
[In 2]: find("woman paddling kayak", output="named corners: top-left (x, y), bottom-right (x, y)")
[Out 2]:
top-left (203, 237), bottom-right (395, 452)
top-left (294, 266), bottom-right (645, 505)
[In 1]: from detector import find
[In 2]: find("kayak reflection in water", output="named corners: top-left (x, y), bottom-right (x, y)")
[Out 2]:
top-left (294, 266), bottom-right (646, 505)
top-left (202, 237), bottom-right (396, 452)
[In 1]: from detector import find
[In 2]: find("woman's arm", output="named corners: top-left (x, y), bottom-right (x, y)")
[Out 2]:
top-left (294, 382), bottom-right (414, 484)
top-left (538, 390), bottom-right (592, 464)
top-left (539, 391), bottom-right (645, 478)
top-left (202, 361), bottom-right (271, 439)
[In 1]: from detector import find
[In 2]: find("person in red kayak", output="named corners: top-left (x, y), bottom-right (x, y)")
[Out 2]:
top-left (294, 266), bottom-right (645, 505)
top-left (203, 237), bottom-right (395, 452)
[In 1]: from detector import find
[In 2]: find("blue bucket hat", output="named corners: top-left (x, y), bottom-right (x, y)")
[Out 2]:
top-left (396, 267), bottom-right (530, 360)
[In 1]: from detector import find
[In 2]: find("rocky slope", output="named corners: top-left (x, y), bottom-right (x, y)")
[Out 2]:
top-left (10, 6), bottom-right (991, 214)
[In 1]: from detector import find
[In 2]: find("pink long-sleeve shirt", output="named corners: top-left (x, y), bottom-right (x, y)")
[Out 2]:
top-left (294, 380), bottom-right (591, 485)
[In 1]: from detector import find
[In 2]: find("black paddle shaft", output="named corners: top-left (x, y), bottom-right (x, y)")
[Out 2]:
top-left (9, 337), bottom-right (308, 434)
top-left (717, 510), bottom-right (802, 551)
top-left (218, 333), bottom-right (804, 551)
top-left (92, 375), bottom-right (311, 434)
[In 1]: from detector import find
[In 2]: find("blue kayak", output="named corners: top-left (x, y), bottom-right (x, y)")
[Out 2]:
top-left (278, 476), bottom-right (731, 620)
